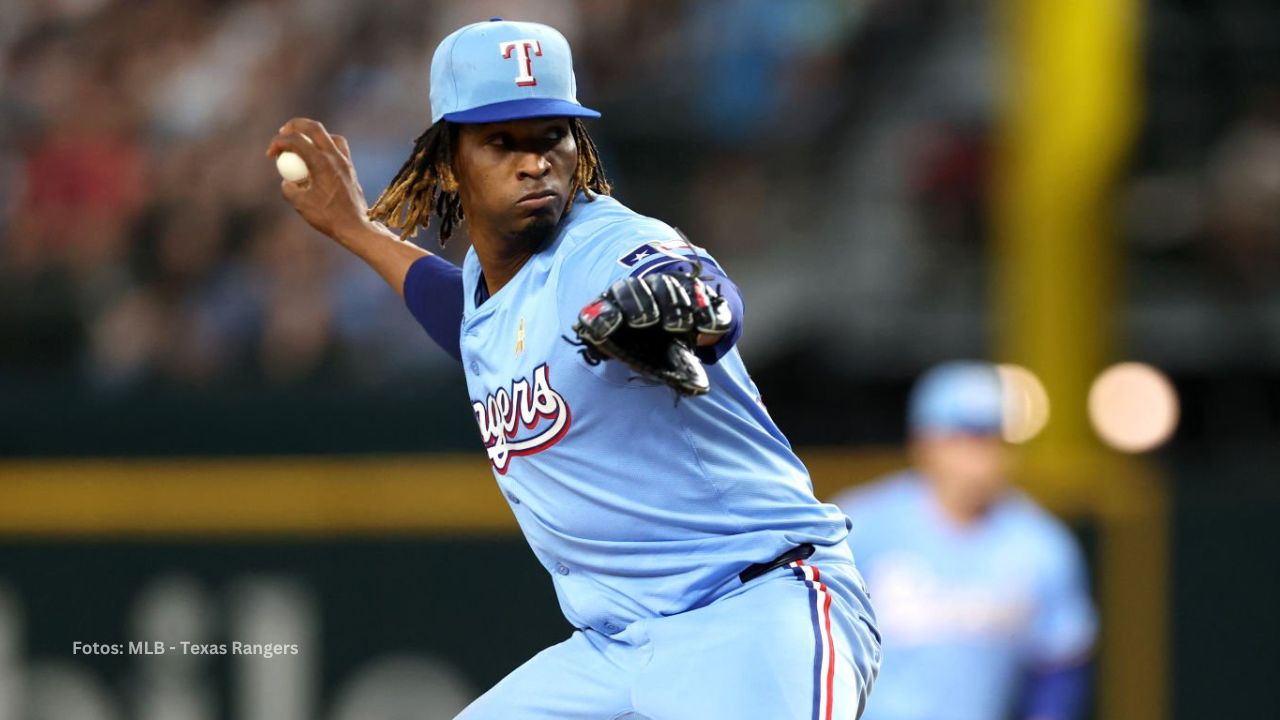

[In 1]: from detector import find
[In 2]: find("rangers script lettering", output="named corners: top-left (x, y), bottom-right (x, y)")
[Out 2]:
top-left (472, 363), bottom-right (572, 473)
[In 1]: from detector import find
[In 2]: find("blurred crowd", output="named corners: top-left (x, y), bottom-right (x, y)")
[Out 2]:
top-left (1, 0), bottom-right (1278, 392)
top-left (1123, 0), bottom-right (1280, 373)
top-left (0, 0), bottom-right (443, 389)
top-left (0, 0), bottom-right (867, 389)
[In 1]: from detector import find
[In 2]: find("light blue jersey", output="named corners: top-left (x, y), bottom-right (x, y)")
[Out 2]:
top-left (460, 193), bottom-right (851, 636)
top-left (448, 192), bottom-right (880, 719)
top-left (832, 471), bottom-right (1097, 720)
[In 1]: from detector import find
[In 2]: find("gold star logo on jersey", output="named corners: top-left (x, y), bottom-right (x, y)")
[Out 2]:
top-left (515, 317), bottom-right (526, 357)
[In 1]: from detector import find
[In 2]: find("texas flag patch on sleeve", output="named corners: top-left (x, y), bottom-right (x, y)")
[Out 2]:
top-left (617, 238), bottom-right (706, 268)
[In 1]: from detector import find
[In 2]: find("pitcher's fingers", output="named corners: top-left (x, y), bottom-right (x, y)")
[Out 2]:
top-left (281, 117), bottom-right (340, 155)
top-left (331, 134), bottom-right (352, 161)
top-left (280, 178), bottom-right (309, 202)
top-left (267, 132), bottom-right (323, 166)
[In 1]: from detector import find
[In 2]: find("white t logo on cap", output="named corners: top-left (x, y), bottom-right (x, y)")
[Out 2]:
top-left (499, 40), bottom-right (543, 87)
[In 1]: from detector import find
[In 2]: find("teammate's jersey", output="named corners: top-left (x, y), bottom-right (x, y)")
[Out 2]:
top-left (458, 193), bottom-right (851, 636)
top-left (832, 471), bottom-right (1097, 720)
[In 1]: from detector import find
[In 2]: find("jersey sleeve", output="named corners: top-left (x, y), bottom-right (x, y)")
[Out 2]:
top-left (1026, 526), bottom-right (1098, 667)
top-left (556, 223), bottom-right (744, 363)
top-left (1021, 661), bottom-right (1091, 720)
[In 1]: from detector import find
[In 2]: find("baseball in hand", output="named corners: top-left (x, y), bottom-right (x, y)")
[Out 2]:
top-left (276, 151), bottom-right (309, 183)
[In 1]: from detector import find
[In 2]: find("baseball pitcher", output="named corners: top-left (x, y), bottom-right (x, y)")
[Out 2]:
top-left (268, 18), bottom-right (881, 719)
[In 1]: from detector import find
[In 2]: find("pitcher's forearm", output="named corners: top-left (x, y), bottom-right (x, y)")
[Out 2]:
top-left (334, 220), bottom-right (431, 297)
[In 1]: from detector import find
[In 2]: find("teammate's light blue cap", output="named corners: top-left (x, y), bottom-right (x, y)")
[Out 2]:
top-left (429, 18), bottom-right (601, 125)
top-left (909, 361), bottom-right (1004, 437)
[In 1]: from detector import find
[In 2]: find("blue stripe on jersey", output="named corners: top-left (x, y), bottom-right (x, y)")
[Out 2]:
top-left (795, 564), bottom-right (824, 720)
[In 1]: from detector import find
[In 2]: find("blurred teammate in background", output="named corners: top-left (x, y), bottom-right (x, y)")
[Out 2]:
top-left (832, 362), bottom-right (1096, 720)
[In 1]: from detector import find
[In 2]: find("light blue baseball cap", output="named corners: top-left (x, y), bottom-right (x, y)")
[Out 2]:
top-left (909, 361), bottom-right (1005, 437)
top-left (429, 17), bottom-right (601, 125)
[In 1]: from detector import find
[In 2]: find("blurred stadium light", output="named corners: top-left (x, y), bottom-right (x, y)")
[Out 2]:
top-left (996, 363), bottom-right (1050, 443)
top-left (1089, 362), bottom-right (1180, 453)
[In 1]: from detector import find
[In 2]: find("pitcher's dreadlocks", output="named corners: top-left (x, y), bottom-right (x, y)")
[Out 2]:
top-left (368, 118), bottom-right (611, 246)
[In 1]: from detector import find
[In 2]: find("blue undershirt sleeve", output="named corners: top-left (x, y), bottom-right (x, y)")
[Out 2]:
top-left (402, 254), bottom-right (464, 362)
top-left (1021, 660), bottom-right (1091, 720)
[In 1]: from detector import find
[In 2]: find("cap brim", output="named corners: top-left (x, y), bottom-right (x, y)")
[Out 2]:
top-left (442, 98), bottom-right (601, 124)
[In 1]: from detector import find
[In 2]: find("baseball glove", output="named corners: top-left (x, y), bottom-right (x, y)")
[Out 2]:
top-left (572, 272), bottom-right (733, 397)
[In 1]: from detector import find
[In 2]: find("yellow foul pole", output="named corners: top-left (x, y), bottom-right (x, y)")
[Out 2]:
top-left (993, 1), bottom-right (1167, 720)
